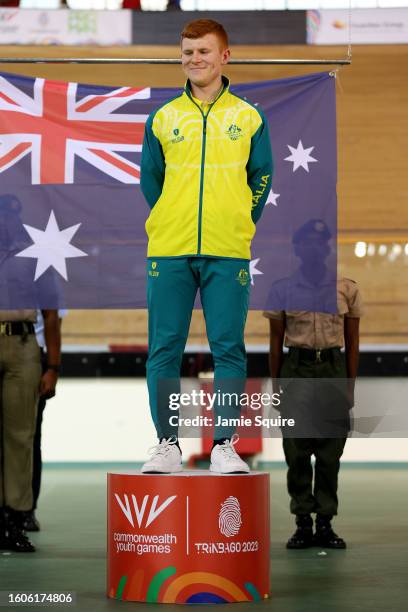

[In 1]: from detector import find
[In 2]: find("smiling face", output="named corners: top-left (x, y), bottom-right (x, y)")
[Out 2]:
top-left (181, 33), bottom-right (230, 90)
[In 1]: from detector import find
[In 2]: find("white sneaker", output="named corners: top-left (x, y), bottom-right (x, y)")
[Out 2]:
top-left (210, 433), bottom-right (250, 474)
top-left (141, 436), bottom-right (182, 474)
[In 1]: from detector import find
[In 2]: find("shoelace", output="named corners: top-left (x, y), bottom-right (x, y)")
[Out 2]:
top-left (147, 435), bottom-right (178, 458)
top-left (218, 433), bottom-right (240, 460)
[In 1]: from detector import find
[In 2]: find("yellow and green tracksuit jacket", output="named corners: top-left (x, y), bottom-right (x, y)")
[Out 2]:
top-left (141, 76), bottom-right (273, 260)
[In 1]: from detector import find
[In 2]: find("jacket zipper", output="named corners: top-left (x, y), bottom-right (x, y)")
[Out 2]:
top-left (187, 85), bottom-right (225, 255)
top-left (197, 112), bottom-right (207, 255)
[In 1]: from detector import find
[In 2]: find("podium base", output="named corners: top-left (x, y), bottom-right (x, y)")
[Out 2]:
top-left (107, 470), bottom-right (270, 604)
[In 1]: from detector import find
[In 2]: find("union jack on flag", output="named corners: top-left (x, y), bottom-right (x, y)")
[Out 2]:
top-left (0, 73), bottom-right (150, 185)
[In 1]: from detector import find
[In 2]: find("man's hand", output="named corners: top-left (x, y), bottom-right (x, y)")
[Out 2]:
top-left (344, 317), bottom-right (360, 410)
top-left (272, 377), bottom-right (281, 396)
top-left (39, 369), bottom-right (58, 399)
top-left (268, 318), bottom-right (285, 397)
top-left (41, 309), bottom-right (61, 399)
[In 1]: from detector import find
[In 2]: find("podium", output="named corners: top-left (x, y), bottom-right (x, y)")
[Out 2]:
top-left (107, 471), bottom-right (270, 604)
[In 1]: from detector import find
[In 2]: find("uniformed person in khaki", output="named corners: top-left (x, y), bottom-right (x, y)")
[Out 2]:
top-left (0, 309), bottom-right (60, 552)
top-left (265, 220), bottom-right (363, 549)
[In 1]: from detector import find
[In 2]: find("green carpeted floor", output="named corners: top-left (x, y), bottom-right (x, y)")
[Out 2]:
top-left (1, 466), bottom-right (407, 612)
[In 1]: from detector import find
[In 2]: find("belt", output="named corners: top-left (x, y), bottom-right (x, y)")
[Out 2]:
top-left (289, 347), bottom-right (341, 363)
top-left (0, 322), bottom-right (35, 336)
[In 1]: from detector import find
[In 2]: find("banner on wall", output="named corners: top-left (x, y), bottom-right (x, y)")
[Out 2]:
top-left (307, 8), bottom-right (408, 45)
top-left (0, 71), bottom-right (337, 311)
top-left (131, 10), bottom-right (307, 45)
top-left (0, 9), bottom-right (131, 45)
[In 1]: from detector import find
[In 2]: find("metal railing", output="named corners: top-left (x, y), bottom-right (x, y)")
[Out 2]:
top-left (0, 57), bottom-right (351, 65)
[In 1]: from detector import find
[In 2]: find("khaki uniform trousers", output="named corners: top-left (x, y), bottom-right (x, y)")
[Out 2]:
top-left (0, 334), bottom-right (41, 511)
top-left (280, 347), bottom-right (349, 517)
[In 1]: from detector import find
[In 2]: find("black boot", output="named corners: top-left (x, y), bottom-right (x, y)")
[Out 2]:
top-left (286, 514), bottom-right (314, 549)
top-left (22, 510), bottom-right (41, 532)
top-left (313, 515), bottom-right (346, 549)
top-left (4, 508), bottom-right (36, 552)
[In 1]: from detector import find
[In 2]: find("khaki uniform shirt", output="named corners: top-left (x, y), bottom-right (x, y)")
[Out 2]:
top-left (0, 310), bottom-right (37, 323)
top-left (263, 277), bottom-right (363, 349)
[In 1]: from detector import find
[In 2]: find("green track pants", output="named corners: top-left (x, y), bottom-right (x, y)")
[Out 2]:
top-left (146, 257), bottom-right (250, 440)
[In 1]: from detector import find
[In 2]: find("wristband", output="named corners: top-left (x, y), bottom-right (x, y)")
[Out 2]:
top-left (47, 364), bottom-right (60, 374)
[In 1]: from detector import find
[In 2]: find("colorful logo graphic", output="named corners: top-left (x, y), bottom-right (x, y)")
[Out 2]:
top-left (307, 10), bottom-right (321, 44)
top-left (112, 567), bottom-right (266, 604)
top-left (219, 496), bottom-right (242, 537)
top-left (226, 124), bottom-right (242, 141)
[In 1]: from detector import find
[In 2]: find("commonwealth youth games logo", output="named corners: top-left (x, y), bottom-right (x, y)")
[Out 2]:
top-left (115, 493), bottom-right (177, 528)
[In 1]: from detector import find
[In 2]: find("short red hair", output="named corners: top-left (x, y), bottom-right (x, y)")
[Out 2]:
top-left (181, 19), bottom-right (229, 50)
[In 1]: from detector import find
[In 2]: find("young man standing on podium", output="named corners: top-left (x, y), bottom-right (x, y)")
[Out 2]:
top-left (140, 19), bottom-right (273, 473)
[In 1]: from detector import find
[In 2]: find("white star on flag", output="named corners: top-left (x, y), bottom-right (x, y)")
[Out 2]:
top-left (266, 188), bottom-right (280, 207)
top-left (16, 210), bottom-right (88, 281)
top-left (250, 258), bottom-right (263, 286)
top-left (285, 140), bottom-right (318, 173)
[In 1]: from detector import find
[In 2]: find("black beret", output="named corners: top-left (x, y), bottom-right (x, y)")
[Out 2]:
top-left (292, 219), bottom-right (332, 244)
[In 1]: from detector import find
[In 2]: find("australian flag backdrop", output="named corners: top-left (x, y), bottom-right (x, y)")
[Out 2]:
top-left (0, 70), bottom-right (337, 311)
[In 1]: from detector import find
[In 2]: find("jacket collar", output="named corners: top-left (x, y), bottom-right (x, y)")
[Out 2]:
top-left (184, 75), bottom-right (230, 103)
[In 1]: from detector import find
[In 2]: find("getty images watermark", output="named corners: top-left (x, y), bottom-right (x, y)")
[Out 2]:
top-left (158, 377), bottom-right (408, 438)
top-left (167, 390), bottom-right (295, 429)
